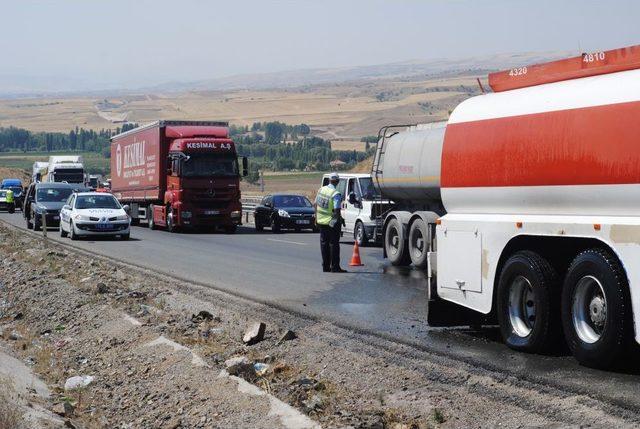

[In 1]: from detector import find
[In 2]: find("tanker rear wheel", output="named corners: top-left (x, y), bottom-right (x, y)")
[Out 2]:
top-left (385, 218), bottom-right (410, 266)
top-left (408, 218), bottom-right (429, 270)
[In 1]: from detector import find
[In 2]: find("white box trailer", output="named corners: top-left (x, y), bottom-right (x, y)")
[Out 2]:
top-left (373, 44), bottom-right (640, 368)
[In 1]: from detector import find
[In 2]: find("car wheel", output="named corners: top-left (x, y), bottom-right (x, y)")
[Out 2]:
top-left (354, 221), bottom-right (368, 248)
top-left (224, 225), bottom-right (237, 234)
top-left (69, 221), bottom-right (78, 240)
top-left (255, 219), bottom-right (264, 232)
top-left (385, 217), bottom-right (410, 266)
top-left (26, 216), bottom-right (33, 230)
top-left (120, 233), bottom-right (130, 241)
top-left (33, 213), bottom-right (41, 231)
top-left (59, 223), bottom-right (67, 237)
top-left (561, 248), bottom-right (631, 369)
top-left (497, 251), bottom-right (560, 353)
top-left (271, 217), bottom-right (281, 233)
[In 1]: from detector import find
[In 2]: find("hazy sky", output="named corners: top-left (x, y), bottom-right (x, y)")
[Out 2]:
top-left (1, 0), bottom-right (638, 88)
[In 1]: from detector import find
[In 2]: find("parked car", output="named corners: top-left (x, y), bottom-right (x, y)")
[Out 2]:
top-left (254, 194), bottom-right (317, 233)
top-left (59, 192), bottom-right (130, 240)
top-left (1, 179), bottom-right (24, 210)
top-left (23, 182), bottom-right (89, 231)
top-left (0, 189), bottom-right (15, 213)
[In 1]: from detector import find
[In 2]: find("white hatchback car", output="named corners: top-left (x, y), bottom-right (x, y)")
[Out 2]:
top-left (59, 192), bottom-right (130, 240)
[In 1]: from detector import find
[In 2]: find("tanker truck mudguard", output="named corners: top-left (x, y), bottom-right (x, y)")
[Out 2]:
top-left (110, 120), bottom-right (248, 233)
top-left (373, 44), bottom-right (640, 369)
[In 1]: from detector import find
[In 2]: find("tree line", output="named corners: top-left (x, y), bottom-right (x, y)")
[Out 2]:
top-left (0, 124), bottom-right (137, 157)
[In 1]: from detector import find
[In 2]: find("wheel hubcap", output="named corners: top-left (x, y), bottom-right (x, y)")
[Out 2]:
top-left (508, 275), bottom-right (536, 338)
top-left (572, 275), bottom-right (607, 344)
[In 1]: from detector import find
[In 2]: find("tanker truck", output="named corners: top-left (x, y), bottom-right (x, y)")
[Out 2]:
top-left (370, 44), bottom-right (640, 368)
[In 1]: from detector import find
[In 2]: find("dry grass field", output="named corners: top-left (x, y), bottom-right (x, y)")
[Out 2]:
top-left (0, 74), bottom-right (482, 140)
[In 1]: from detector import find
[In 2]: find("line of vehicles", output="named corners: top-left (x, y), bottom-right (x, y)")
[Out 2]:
top-left (2, 45), bottom-right (639, 369)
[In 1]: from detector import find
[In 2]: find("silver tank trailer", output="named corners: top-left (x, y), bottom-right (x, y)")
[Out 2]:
top-left (375, 122), bottom-right (445, 204)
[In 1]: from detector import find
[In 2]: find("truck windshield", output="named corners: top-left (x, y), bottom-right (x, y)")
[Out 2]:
top-left (358, 177), bottom-right (381, 200)
top-left (76, 195), bottom-right (120, 209)
top-left (53, 169), bottom-right (84, 183)
top-left (182, 155), bottom-right (238, 177)
top-left (36, 188), bottom-right (73, 202)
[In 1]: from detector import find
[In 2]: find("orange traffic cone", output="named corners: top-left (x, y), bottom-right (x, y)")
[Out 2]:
top-left (349, 241), bottom-right (364, 266)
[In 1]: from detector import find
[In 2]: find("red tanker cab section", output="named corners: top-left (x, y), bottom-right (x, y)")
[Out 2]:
top-left (489, 44), bottom-right (640, 92)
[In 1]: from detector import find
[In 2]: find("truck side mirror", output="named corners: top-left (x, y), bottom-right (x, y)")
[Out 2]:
top-left (242, 157), bottom-right (248, 177)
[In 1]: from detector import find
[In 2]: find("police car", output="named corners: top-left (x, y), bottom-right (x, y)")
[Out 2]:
top-left (59, 192), bottom-right (130, 240)
top-left (0, 189), bottom-right (15, 213)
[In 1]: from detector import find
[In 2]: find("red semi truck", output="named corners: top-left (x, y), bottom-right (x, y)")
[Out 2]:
top-left (110, 120), bottom-right (247, 233)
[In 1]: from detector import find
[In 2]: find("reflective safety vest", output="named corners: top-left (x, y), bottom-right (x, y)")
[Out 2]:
top-left (315, 185), bottom-right (338, 226)
top-left (5, 189), bottom-right (13, 204)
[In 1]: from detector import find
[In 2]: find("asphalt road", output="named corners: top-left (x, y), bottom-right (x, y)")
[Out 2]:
top-left (3, 211), bottom-right (640, 413)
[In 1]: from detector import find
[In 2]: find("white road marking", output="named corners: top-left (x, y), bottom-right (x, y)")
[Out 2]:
top-left (144, 335), bottom-right (207, 367)
top-left (267, 238), bottom-right (308, 246)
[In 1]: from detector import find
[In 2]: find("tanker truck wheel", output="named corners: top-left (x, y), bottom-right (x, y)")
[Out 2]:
top-left (408, 218), bottom-right (429, 270)
top-left (561, 249), bottom-right (630, 369)
top-left (385, 218), bottom-right (411, 266)
top-left (497, 251), bottom-right (560, 353)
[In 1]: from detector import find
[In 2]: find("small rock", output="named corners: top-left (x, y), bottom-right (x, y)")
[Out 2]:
top-left (9, 331), bottom-right (22, 341)
top-left (279, 329), bottom-right (297, 343)
top-left (52, 402), bottom-right (75, 417)
top-left (225, 356), bottom-right (256, 380)
top-left (13, 311), bottom-right (23, 320)
top-left (64, 375), bottom-right (95, 391)
top-left (243, 322), bottom-right (266, 345)
top-left (95, 283), bottom-right (109, 294)
top-left (164, 418), bottom-right (181, 429)
top-left (128, 291), bottom-right (147, 299)
top-left (303, 394), bottom-right (325, 412)
top-left (191, 310), bottom-right (214, 323)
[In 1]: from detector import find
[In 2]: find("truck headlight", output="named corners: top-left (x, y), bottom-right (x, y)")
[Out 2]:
top-left (278, 209), bottom-right (290, 218)
top-left (231, 210), bottom-right (241, 218)
top-left (74, 214), bottom-right (91, 221)
top-left (181, 211), bottom-right (192, 219)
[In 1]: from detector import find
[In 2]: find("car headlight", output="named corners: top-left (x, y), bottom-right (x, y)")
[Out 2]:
top-left (230, 210), bottom-right (241, 218)
top-left (181, 211), bottom-right (192, 219)
top-left (115, 214), bottom-right (129, 221)
top-left (278, 209), bottom-right (290, 218)
top-left (74, 214), bottom-right (91, 221)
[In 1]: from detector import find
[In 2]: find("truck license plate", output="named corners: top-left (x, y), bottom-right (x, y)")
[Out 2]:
top-left (296, 220), bottom-right (310, 225)
top-left (204, 210), bottom-right (220, 215)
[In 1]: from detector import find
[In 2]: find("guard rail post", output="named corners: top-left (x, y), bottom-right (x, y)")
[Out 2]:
top-left (42, 212), bottom-right (47, 239)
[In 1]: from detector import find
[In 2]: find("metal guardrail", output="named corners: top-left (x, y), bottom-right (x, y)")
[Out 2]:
top-left (241, 195), bottom-right (263, 223)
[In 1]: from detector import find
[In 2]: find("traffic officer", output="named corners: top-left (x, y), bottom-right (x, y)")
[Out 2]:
top-left (315, 172), bottom-right (347, 273)
top-left (5, 188), bottom-right (15, 214)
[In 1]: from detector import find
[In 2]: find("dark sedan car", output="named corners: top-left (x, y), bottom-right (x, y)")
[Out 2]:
top-left (24, 182), bottom-right (89, 231)
top-left (254, 194), bottom-right (317, 233)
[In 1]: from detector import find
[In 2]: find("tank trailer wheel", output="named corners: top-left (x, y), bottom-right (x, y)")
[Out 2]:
top-left (497, 251), bottom-right (560, 353)
top-left (408, 218), bottom-right (429, 269)
top-left (561, 248), bottom-right (631, 369)
top-left (385, 217), bottom-right (410, 266)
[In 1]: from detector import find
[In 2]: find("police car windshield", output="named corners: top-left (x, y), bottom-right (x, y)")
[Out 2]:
top-left (36, 188), bottom-right (73, 202)
top-left (7, 187), bottom-right (21, 194)
top-left (76, 195), bottom-right (120, 209)
top-left (274, 195), bottom-right (312, 208)
top-left (183, 155), bottom-right (238, 177)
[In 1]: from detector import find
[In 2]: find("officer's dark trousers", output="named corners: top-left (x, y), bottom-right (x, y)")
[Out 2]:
top-left (319, 225), bottom-right (340, 270)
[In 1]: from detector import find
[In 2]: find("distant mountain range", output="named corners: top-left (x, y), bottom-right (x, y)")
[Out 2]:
top-left (0, 51), bottom-right (569, 99)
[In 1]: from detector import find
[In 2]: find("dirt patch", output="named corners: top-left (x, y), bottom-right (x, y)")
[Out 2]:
top-left (1, 224), bottom-right (639, 428)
